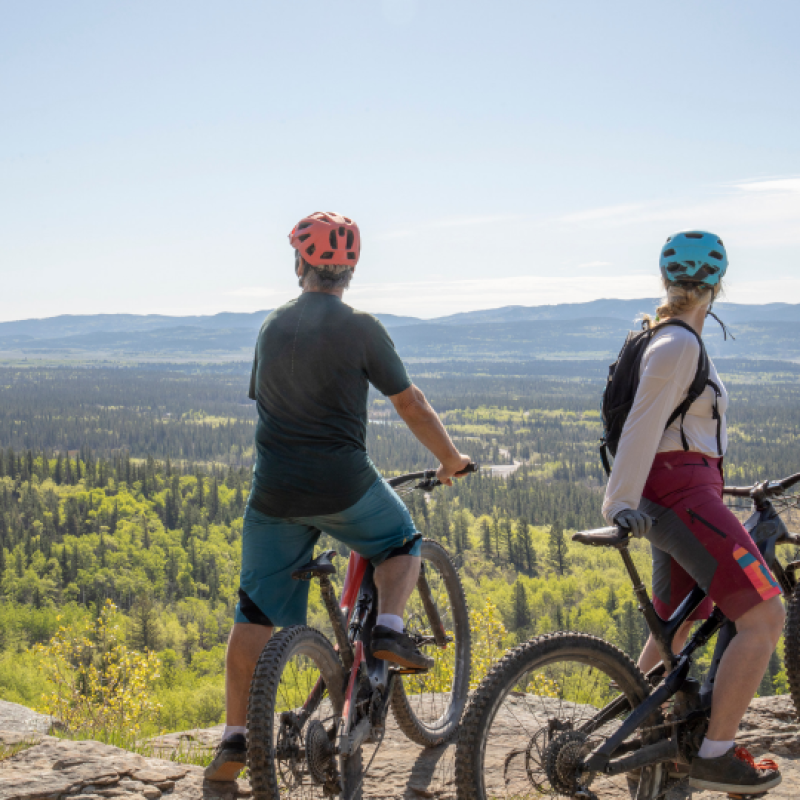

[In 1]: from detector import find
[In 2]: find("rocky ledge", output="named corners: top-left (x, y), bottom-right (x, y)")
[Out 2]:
top-left (0, 695), bottom-right (797, 799)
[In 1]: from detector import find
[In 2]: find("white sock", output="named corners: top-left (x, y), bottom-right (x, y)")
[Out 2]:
top-left (376, 613), bottom-right (404, 633)
top-left (697, 737), bottom-right (735, 759)
top-left (223, 725), bottom-right (246, 741)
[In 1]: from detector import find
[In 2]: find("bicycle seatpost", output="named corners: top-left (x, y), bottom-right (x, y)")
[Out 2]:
top-left (319, 575), bottom-right (354, 670)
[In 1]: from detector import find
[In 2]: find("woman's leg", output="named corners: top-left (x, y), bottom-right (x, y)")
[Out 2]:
top-left (638, 618), bottom-right (695, 674)
top-left (706, 595), bottom-right (785, 741)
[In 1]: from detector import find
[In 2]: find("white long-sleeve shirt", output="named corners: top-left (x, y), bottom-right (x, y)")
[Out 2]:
top-left (602, 325), bottom-right (728, 524)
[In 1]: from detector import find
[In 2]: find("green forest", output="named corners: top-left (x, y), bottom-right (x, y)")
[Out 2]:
top-left (0, 362), bottom-right (798, 737)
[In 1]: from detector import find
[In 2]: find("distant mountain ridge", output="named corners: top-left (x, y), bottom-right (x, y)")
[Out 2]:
top-left (2, 300), bottom-right (800, 362)
top-left (2, 299), bottom-right (800, 339)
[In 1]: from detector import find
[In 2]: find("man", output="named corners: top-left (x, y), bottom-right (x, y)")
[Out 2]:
top-left (206, 211), bottom-right (470, 781)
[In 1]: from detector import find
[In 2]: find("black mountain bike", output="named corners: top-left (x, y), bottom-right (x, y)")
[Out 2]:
top-left (247, 466), bottom-right (476, 800)
top-left (455, 472), bottom-right (800, 800)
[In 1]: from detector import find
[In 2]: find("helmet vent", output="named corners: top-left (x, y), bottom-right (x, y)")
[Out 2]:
top-left (685, 233), bottom-right (703, 239)
top-left (298, 233), bottom-right (311, 243)
top-left (329, 230), bottom-right (338, 249)
top-left (709, 250), bottom-right (724, 261)
top-left (339, 227), bottom-right (345, 236)
top-left (319, 251), bottom-right (334, 260)
top-left (695, 265), bottom-right (718, 279)
top-left (667, 263), bottom-right (683, 273)
top-left (297, 221), bottom-right (313, 231)
top-left (346, 230), bottom-right (354, 249)
top-left (305, 244), bottom-right (316, 256)
top-left (347, 251), bottom-right (356, 260)
top-left (663, 248), bottom-right (676, 258)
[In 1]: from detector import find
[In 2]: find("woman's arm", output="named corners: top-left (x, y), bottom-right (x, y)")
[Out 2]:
top-left (602, 330), bottom-right (700, 523)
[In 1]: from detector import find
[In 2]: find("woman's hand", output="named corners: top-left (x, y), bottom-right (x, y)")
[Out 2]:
top-left (614, 509), bottom-right (653, 538)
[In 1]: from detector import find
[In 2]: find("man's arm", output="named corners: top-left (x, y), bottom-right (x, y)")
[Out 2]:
top-left (390, 384), bottom-right (470, 485)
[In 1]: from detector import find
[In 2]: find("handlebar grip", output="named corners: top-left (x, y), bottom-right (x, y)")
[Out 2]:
top-left (455, 462), bottom-right (479, 477)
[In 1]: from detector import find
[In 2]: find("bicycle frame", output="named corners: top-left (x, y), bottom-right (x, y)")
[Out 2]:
top-left (299, 472), bottom-right (460, 760)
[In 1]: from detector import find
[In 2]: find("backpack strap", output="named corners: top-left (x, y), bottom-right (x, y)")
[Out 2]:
top-left (656, 320), bottom-right (711, 452)
top-left (708, 379), bottom-right (723, 456)
top-left (600, 443), bottom-right (612, 476)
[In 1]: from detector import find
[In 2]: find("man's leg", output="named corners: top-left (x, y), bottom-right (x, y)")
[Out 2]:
top-left (705, 595), bottom-right (784, 741)
top-left (374, 554), bottom-right (420, 616)
top-left (225, 622), bottom-right (274, 726)
top-left (371, 553), bottom-right (433, 670)
top-left (205, 622), bottom-right (273, 781)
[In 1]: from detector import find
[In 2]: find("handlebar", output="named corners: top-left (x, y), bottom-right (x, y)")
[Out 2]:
top-left (723, 471), bottom-right (800, 499)
top-left (387, 462), bottom-right (479, 490)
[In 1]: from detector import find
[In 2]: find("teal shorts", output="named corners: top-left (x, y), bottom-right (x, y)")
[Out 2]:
top-left (235, 477), bottom-right (421, 628)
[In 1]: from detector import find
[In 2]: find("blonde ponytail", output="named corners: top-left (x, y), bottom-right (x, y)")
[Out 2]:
top-left (641, 280), bottom-right (721, 329)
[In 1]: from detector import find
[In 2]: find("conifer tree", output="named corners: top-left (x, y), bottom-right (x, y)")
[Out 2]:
top-left (547, 520), bottom-right (569, 576)
top-left (513, 580), bottom-right (531, 631)
top-left (516, 519), bottom-right (538, 576)
top-left (481, 518), bottom-right (493, 558)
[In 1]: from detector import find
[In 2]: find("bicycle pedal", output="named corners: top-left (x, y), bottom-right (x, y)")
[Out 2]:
top-left (726, 793), bottom-right (769, 799)
top-left (389, 665), bottom-right (429, 675)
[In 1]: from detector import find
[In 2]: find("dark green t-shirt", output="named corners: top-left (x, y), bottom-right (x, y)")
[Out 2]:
top-left (248, 293), bottom-right (412, 517)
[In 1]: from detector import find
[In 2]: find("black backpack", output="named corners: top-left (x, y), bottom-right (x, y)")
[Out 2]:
top-left (599, 319), bottom-right (722, 475)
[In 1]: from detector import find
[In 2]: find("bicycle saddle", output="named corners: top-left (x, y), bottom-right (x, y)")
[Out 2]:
top-left (572, 526), bottom-right (630, 548)
top-left (291, 550), bottom-right (338, 581)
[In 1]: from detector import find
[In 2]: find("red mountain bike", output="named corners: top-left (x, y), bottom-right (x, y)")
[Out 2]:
top-left (247, 466), bottom-right (476, 800)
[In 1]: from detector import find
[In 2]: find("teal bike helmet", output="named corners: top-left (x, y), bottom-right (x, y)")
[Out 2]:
top-left (659, 231), bottom-right (728, 287)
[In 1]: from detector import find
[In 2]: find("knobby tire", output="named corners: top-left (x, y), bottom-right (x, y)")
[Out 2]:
top-left (454, 632), bottom-right (667, 800)
top-left (390, 537), bottom-right (472, 747)
top-left (248, 625), bottom-right (362, 800)
top-left (785, 581), bottom-right (800, 718)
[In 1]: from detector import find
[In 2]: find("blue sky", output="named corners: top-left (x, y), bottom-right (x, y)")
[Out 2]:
top-left (1, 1), bottom-right (799, 321)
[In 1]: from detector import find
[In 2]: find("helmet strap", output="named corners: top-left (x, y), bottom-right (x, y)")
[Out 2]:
top-left (706, 303), bottom-right (735, 341)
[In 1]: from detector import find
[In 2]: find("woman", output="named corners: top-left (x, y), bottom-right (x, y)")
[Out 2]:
top-left (602, 230), bottom-right (785, 795)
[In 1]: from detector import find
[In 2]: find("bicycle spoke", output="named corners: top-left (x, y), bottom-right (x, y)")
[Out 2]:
top-left (402, 558), bottom-right (457, 727)
top-left (272, 651), bottom-right (337, 798)
top-left (480, 658), bottom-right (646, 798)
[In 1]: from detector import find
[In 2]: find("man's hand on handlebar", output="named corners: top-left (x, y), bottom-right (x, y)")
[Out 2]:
top-left (436, 454), bottom-right (472, 487)
top-left (614, 509), bottom-right (653, 538)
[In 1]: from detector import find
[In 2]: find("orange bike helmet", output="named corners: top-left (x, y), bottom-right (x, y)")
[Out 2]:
top-left (289, 212), bottom-right (361, 267)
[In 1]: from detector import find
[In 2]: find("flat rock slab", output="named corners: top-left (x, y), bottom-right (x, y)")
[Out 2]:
top-left (0, 701), bottom-right (56, 737)
top-left (0, 695), bottom-right (797, 798)
top-left (0, 736), bottom-right (250, 800)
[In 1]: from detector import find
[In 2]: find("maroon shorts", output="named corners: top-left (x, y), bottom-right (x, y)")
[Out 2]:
top-left (640, 452), bottom-right (781, 622)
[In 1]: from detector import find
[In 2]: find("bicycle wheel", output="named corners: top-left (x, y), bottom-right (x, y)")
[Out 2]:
top-left (248, 625), bottom-right (361, 800)
top-left (390, 538), bottom-right (471, 747)
top-left (785, 582), bottom-right (800, 718)
top-left (455, 632), bottom-right (666, 800)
